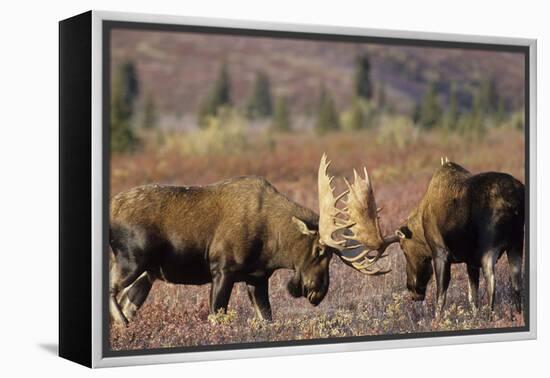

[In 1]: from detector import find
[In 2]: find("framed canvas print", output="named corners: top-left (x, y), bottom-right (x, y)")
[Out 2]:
top-left (59, 10), bottom-right (537, 368)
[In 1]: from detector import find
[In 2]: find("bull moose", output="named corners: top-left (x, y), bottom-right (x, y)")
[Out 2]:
top-left (109, 156), bottom-right (383, 326)
top-left (335, 158), bottom-right (525, 316)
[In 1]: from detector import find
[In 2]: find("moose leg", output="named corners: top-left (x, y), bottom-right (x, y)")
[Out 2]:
top-left (109, 257), bottom-right (128, 327)
top-left (481, 251), bottom-right (497, 317)
top-left (433, 255), bottom-right (451, 318)
top-left (209, 271), bottom-right (235, 315)
top-left (507, 243), bottom-right (523, 314)
top-left (246, 280), bottom-right (272, 321)
top-left (109, 286), bottom-right (128, 327)
top-left (109, 251), bottom-right (144, 327)
top-left (466, 265), bottom-right (480, 311)
top-left (119, 272), bottom-right (154, 322)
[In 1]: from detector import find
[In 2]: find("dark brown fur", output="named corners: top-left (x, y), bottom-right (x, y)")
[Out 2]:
top-left (109, 177), bottom-right (334, 325)
top-left (397, 162), bottom-right (524, 316)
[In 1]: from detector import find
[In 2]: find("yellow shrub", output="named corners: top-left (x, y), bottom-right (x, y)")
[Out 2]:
top-left (208, 309), bottom-right (237, 325)
top-left (376, 115), bottom-right (419, 149)
top-left (162, 108), bottom-right (249, 156)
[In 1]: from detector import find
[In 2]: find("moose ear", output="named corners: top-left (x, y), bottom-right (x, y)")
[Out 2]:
top-left (396, 226), bottom-right (412, 239)
top-left (292, 216), bottom-right (317, 236)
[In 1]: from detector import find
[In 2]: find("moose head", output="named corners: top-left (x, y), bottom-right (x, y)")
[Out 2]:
top-left (286, 154), bottom-right (393, 306)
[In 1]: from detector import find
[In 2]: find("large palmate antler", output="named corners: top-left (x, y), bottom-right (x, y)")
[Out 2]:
top-left (317, 154), bottom-right (351, 249)
top-left (339, 166), bottom-right (400, 273)
top-left (317, 155), bottom-right (392, 275)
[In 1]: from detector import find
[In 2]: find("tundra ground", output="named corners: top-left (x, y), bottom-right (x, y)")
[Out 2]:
top-left (109, 127), bottom-right (526, 351)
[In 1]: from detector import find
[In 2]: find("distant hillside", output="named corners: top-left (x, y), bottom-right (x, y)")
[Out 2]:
top-left (111, 29), bottom-right (525, 118)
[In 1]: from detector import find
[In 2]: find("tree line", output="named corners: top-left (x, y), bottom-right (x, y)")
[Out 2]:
top-left (110, 62), bottom-right (157, 153)
top-left (413, 78), bottom-right (512, 138)
top-left (111, 54), bottom-right (520, 153)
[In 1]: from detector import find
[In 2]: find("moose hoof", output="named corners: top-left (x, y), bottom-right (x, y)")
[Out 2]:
top-left (259, 314), bottom-right (273, 322)
top-left (111, 311), bottom-right (129, 328)
top-left (121, 301), bottom-right (139, 323)
top-left (118, 315), bottom-right (130, 328)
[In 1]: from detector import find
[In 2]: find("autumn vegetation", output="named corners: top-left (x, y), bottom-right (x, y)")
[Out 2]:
top-left (110, 126), bottom-right (525, 351)
top-left (109, 37), bottom-right (525, 350)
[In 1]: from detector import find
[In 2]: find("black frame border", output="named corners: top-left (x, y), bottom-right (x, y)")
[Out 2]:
top-left (59, 11), bottom-right (93, 367)
top-left (101, 19), bottom-right (531, 359)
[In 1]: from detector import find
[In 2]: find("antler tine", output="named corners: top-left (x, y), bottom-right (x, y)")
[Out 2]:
top-left (353, 255), bottom-right (387, 268)
top-left (341, 247), bottom-right (380, 264)
top-left (363, 166), bottom-right (370, 186)
top-left (317, 154), bottom-right (352, 250)
top-left (338, 246), bottom-right (376, 262)
top-left (317, 155), bottom-right (397, 275)
top-left (337, 254), bottom-right (392, 275)
top-left (357, 265), bottom-right (392, 276)
top-left (342, 165), bottom-right (385, 251)
top-left (333, 163), bottom-right (399, 275)
top-left (334, 189), bottom-right (349, 204)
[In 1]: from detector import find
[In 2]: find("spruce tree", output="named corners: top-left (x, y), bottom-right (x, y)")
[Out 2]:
top-left (348, 97), bottom-right (365, 130)
top-left (418, 82), bottom-right (442, 129)
top-left (472, 92), bottom-right (484, 136)
top-left (460, 90), bottom-right (485, 138)
top-left (411, 102), bottom-right (421, 124)
top-left (211, 62), bottom-right (231, 108)
top-left (377, 83), bottom-right (387, 111)
top-left (110, 61), bottom-right (139, 153)
top-left (446, 82), bottom-right (459, 130)
top-left (495, 97), bottom-right (506, 124)
top-left (272, 96), bottom-right (291, 132)
top-left (120, 61), bottom-right (139, 107)
top-left (246, 71), bottom-right (273, 119)
top-left (198, 62), bottom-right (232, 128)
top-left (315, 85), bottom-right (340, 134)
top-left (479, 77), bottom-right (499, 115)
top-left (354, 53), bottom-right (373, 100)
top-left (142, 93), bottom-right (157, 129)
top-left (197, 98), bottom-right (212, 128)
